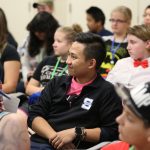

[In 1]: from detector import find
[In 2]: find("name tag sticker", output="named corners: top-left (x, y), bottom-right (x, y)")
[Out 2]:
top-left (81, 98), bottom-right (93, 110)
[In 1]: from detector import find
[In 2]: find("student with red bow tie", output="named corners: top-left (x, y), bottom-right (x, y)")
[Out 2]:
top-left (106, 24), bottom-right (150, 90)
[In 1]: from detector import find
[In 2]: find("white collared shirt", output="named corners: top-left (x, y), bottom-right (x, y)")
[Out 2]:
top-left (106, 57), bottom-right (150, 90)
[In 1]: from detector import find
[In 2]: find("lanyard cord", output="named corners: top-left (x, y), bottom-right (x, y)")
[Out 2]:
top-left (59, 65), bottom-right (68, 76)
top-left (111, 39), bottom-right (121, 55)
top-left (50, 57), bottom-right (67, 79)
top-left (110, 36), bottom-right (126, 62)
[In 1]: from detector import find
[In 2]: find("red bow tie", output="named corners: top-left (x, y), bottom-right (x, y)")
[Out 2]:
top-left (133, 60), bottom-right (149, 68)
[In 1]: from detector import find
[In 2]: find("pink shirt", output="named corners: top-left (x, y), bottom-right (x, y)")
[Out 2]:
top-left (67, 77), bottom-right (96, 95)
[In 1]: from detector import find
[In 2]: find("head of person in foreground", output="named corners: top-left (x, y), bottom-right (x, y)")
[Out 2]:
top-left (115, 82), bottom-right (150, 150)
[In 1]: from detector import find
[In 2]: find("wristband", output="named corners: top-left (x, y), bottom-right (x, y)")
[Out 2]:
top-left (75, 127), bottom-right (86, 141)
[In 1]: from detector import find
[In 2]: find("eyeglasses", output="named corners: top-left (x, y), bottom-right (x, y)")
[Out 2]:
top-left (143, 13), bottom-right (150, 17)
top-left (109, 18), bottom-right (127, 24)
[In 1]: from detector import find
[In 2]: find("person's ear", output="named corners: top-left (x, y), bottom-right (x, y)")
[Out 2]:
top-left (88, 59), bottom-right (96, 69)
top-left (97, 21), bottom-right (102, 27)
top-left (145, 40), bottom-right (150, 49)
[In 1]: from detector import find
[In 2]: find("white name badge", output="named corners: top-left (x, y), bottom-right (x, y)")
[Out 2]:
top-left (81, 98), bottom-right (93, 110)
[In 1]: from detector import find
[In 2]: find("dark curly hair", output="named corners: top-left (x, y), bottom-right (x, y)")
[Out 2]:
top-left (27, 12), bottom-right (59, 57)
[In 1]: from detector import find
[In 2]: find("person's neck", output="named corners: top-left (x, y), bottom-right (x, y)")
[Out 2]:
top-left (96, 25), bottom-right (104, 33)
top-left (114, 33), bottom-right (127, 42)
top-left (136, 52), bottom-right (150, 61)
top-left (143, 51), bottom-right (150, 60)
top-left (75, 71), bottom-right (97, 84)
top-left (60, 55), bottom-right (67, 63)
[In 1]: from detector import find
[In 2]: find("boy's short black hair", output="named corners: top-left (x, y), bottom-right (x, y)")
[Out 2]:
top-left (146, 5), bottom-right (150, 9)
top-left (86, 6), bottom-right (105, 25)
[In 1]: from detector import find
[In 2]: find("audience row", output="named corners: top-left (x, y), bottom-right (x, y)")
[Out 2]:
top-left (0, 0), bottom-right (150, 150)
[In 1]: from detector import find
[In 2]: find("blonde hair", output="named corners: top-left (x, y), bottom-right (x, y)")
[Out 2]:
top-left (128, 24), bottom-right (150, 42)
top-left (111, 6), bottom-right (132, 23)
top-left (56, 24), bottom-right (82, 43)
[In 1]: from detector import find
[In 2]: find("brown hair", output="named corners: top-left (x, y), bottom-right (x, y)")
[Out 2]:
top-left (143, 5), bottom-right (150, 17)
top-left (0, 8), bottom-right (8, 50)
top-left (128, 24), bottom-right (150, 42)
top-left (145, 5), bottom-right (150, 11)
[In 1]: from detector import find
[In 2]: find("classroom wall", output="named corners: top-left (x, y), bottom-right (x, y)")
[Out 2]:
top-left (59, 0), bottom-right (138, 31)
top-left (0, 0), bottom-right (149, 44)
top-left (0, 0), bottom-right (36, 44)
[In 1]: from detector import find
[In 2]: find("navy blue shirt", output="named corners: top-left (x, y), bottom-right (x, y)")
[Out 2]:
top-left (98, 28), bottom-right (113, 37)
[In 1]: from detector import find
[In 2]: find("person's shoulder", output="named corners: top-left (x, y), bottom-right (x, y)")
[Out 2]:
top-left (47, 55), bottom-right (57, 61)
top-left (41, 55), bottom-right (58, 65)
top-left (116, 57), bottom-right (132, 65)
top-left (95, 75), bottom-right (115, 90)
top-left (55, 75), bottom-right (70, 83)
top-left (4, 43), bottom-right (19, 56)
top-left (48, 75), bottom-right (71, 86)
top-left (2, 43), bottom-right (20, 61)
top-left (45, 75), bottom-right (71, 92)
top-left (102, 78), bottom-right (115, 90)
top-left (102, 29), bottom-right (113, 35)
top-left (102, 35), bottom-right (113, 42)
top-left (95, 78), bottom-right (121, 102)
top-left (5, 43), bottom-right (16, 51)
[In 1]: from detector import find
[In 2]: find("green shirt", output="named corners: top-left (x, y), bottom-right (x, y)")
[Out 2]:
top-left (129, 146), bottom-right (134, 150)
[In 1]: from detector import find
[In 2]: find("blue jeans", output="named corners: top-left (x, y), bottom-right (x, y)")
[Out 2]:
top-left (31, 141), bottom-right (55, 150)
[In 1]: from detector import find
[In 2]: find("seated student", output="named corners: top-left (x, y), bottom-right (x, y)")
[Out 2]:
top-left (0, 8), bottom-right (18, 48)
top-left (17, 25), bottom-right (82, 125)
top-left (86, 6), bottom-right (112, 37)
top-left (101, 6), bottom-right (131, 78)
top-left (143, 5), bottom-right (150, 26)
top-left (0, 8), bottom-right (20, 94)
top-left (17, 12), bottom-right (59, 83)
top-left (26, 24), bottom-right (82, 96)
top-left (101, 82), bottom-right (150, 150)
top-left (106, 24), bottom-right (150, 90)
top-left (27, 32), bottom-right (122, 150)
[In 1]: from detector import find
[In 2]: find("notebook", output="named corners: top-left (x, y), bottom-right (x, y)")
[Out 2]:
top-left (0, 91), bottom-right (20, 113)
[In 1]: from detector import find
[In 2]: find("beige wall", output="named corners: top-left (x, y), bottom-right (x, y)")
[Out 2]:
top-left (0, 0), bottom-right (149, 45)
top-left (0, 0), bottom-right (36, 44)
top-left (61, 0), bottom-right (138, 31)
